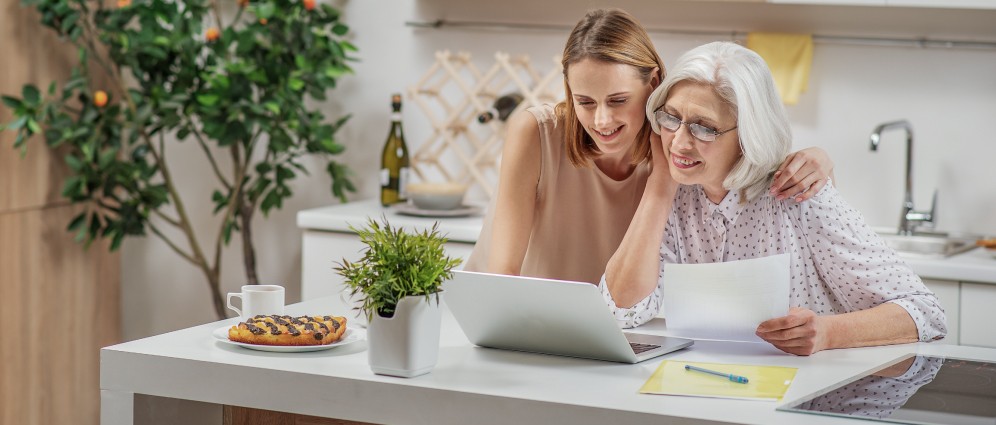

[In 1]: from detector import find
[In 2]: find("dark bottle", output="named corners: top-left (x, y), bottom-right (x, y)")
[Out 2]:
top-left (380, 94), bottom-right (410, 207)
top-left (477, 92), bottom-right (524, 124)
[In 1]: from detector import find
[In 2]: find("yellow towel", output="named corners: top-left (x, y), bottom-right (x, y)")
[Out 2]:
top-left (746, 32), bottom-right (813, 105)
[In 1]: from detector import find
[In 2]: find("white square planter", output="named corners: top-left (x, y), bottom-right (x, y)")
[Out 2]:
top-left (367, 294), bottom-right (442, 378)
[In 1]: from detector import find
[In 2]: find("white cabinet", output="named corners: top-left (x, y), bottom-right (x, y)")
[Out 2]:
top-left (768, 0), bottom-right (996, 7)
top-left (922, 279), bottom-right (959, 345)
top-left (301, 229), bottom-right (475, 302)
top-left (298, 200), bottom-right (484, 318)
top-left (886, 0), bottom-right (996, 8)
top-left (960, 282), bottom-right (996, 348)
top-left (768, 0), bottom-right (885, 5)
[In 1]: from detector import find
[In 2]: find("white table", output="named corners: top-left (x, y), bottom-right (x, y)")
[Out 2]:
top-left (100, 296), bottom-right (996, 425)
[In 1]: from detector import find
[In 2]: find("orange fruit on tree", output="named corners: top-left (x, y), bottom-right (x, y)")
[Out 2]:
top-left (117, 0), bottom-right (131, 7)
top-left (237, 0), bottom-right (249, 6)
top-left (303, 0), bottom-right (316, 11)
top-left (93, 91), bottom-right (108, 108)
top-left (205, 27), bottom-right (220, 42)
top-left (259, 18), bottom-right (268, 25)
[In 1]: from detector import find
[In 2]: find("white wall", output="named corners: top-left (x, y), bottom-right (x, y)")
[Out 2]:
top-left (120, 0), bottom-right (996, 340)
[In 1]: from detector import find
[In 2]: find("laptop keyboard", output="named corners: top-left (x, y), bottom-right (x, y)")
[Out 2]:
top-left (630, 342), bottom-right (661, 354)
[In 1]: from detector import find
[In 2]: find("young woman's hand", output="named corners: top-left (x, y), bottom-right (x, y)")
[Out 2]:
top-left (755, 307), bottom-right (831, 356)
top-left (770, 147), bottom-right (834, 202)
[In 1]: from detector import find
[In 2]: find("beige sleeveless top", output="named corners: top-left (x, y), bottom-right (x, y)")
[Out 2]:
top-left (465, 104), bottom-right (650, 284)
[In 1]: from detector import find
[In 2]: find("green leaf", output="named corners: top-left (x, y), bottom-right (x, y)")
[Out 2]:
top-left (98, 148), bottom-right (118, 169)
top-left (264, 102), bottom-right (280, 114)
top-left (332, 23), bottom-right (348, 36)
top-left (8, 116), bottom-right (28, 130)
top-left (255, 3), bottom-right (275, 19)
top-left (320, 138), bottom-right (344, 154)
top-left (67, 213), bottom-right (86, 232)
top-left (26, 119), bottom-right (41, 134)
top-left (340, 41), bottom-right (358, 52)
top-left (22, 85), bottom-right (41, 106)
top-left (1, 96), bottom-right (22, 109)
top-left (325, 66), bottom-right (347, 78)
top-left (65, 154), bottom-right (83, 172)
top-left (288, 78), bottom-right (305, 91)
top-left (196, 94), bottom-right (220, 106)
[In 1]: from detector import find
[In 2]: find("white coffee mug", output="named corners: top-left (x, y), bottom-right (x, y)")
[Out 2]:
top-left (227, 284), bottom-right (285, 320)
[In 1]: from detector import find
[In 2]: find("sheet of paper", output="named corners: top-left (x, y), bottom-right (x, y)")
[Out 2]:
top-left (640, 360), bottom-right (797, 401)
top-left (660, 253), bottom-right (790, 342)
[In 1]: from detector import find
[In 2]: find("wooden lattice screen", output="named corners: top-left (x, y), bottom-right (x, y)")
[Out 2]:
top-left (407, 51), bottom-right (563, 199)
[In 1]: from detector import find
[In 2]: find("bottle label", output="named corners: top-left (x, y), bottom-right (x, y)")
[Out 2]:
top-left (380, 168), bottom-right (389, 187)
top-left (399, 167), bottom-right (410, 199)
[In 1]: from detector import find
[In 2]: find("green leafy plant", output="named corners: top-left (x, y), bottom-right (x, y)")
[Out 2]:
top-left (0, 0), bottom-right (357, 319)
top-left (335, 217), bottom-right (462, 321)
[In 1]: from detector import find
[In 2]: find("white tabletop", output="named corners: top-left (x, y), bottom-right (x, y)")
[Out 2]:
top-left (101, 296), bottom-right (996, 425)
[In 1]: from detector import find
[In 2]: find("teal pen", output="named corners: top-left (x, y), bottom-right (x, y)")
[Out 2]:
top-left (684, 365), bottom-right (749, 384)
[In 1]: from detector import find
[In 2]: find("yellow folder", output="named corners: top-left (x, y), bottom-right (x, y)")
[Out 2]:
top-left (640, 361), bottom-right (797, 401)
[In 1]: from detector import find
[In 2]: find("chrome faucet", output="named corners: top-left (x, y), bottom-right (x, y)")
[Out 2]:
top-left (869, 120), bottom-right (936, 235)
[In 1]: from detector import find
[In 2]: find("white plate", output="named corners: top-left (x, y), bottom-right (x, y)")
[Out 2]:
top-left (393, 203), bottom-right (482, 218)
top-left (212, 325), bottom-right (364, 353)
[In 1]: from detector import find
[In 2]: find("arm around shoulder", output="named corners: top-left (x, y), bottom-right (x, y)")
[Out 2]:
top-left (485, 110), bottom-right (543, 276)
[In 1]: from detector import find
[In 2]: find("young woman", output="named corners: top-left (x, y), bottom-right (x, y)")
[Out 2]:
top-left (465, 9), bottom-right (834, 285)
top-left (601, 41), bottom-right (946, 355)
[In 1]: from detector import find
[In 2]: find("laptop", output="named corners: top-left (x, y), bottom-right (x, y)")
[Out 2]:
top-left (444, 270), bottom-right (693, 363)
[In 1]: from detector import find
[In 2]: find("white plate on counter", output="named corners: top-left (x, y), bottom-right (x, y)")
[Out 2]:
top-left (393, 203), bottom-right (482, 218)
top-left (212, 326), bottom-right (364, 353)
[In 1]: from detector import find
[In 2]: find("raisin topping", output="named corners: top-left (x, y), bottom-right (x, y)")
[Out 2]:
top-left (245, 323), bottom-right (266, 335)
top-left (314, 333), bottom-right (324, 340)
top-left (263, 321), bottom-right (281, 335)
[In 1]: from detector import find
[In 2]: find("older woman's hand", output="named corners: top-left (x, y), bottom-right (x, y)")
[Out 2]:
top-left (770, 147), bottom-right (834, 202)
top-left (755, 307), bottom-right (831, 356)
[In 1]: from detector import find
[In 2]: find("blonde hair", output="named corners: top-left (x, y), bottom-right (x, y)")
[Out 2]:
top-left (646, 42), bottom-right (791, 202)
top-left (557, 8), bottom-right (665, 168)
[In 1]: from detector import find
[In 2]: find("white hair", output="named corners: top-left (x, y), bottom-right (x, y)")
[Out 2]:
top-left (646, 41), bottom-right (791, 202)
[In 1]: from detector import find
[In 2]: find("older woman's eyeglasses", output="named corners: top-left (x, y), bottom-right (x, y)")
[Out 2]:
top-left (654, 109), bottom-right (737, 143)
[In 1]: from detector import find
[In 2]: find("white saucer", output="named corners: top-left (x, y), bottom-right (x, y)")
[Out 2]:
top-left (212, 326), bottom-right (364, 353)
top-left (394, 203), bottom-right (482, 218)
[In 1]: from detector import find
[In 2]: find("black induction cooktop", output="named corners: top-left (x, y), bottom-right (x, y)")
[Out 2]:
top-left (778, 354), bottom-right (996, 425)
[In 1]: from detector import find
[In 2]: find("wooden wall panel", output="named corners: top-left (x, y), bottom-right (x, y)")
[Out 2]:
top-left (0, 204), bottom-right (120, 425)
top-left (0, 0), bottom-right (78, 213)
top-left (224, 406), bottom-right (377, 425)
top-left (0, 3), bottom-right (121, 425)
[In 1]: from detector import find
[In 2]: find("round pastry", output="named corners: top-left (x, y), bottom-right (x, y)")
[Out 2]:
top-left (228, 315), bottom-right (347, 346)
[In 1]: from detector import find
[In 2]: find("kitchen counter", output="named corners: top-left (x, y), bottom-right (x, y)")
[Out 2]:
top-left (900, 247), bottom-right (996, 284)
top-left (101, 295), bottom-right (996, 425)
top-left (297, 200), bottom-right (996, 285)
top-left (297, 199), bottom-right (485, 243)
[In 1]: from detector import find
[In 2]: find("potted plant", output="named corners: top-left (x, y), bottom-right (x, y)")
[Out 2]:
top-left (335, 216), bottom-right (462, 378)
top-left (1, 0), bottom-right (357, 319)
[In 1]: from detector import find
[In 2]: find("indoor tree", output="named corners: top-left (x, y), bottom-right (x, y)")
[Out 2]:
top-left (1, 0), bottom-right (357, 319)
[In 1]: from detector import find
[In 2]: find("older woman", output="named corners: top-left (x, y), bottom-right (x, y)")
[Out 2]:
top-left (600, 42), bottom-right (946, 355)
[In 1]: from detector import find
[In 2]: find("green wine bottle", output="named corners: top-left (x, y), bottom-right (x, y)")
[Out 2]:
top-left (380, 93), bottom-right (410, 207)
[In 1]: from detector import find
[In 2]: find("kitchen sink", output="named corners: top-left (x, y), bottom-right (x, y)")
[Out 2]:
top-left (875, 231), bottom-right (978, 258)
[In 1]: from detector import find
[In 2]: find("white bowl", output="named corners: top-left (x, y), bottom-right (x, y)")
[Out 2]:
top-left (407, 183), bottom-right (467, 210)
